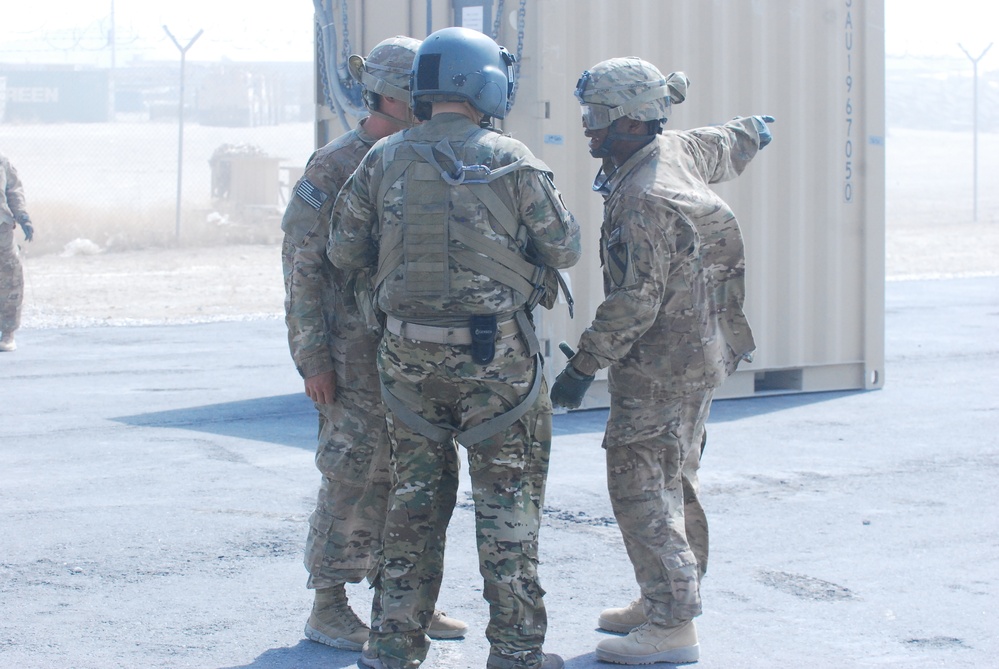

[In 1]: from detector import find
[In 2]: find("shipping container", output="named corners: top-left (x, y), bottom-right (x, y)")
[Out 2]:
top-left (313, 0), bottom-right (886, 405)
top-left (0, 67), bottom-right (111, 123)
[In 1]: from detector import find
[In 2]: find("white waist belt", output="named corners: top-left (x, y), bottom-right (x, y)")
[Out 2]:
top-left (385, 315), bottom-right (518, 345)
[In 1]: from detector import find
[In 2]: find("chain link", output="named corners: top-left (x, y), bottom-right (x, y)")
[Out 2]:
top-left (315, 14), bottom-right (336, 112)
top-left (491, 0), bottom-right (505, 40)
top-left (511, 0), bottom-right (527, 103)
top-left (339, 0), bottom-right (352, 66)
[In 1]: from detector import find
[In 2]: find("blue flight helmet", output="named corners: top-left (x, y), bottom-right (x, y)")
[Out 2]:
top-left (410, 26), bottom-right (517, 120)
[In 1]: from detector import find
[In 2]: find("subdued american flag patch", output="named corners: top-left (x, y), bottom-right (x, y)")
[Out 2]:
top-left (295, 178), bottom-right (328, 210)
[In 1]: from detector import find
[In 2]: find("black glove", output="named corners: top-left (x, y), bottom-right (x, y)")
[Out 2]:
top-left (15, 213), bottom-right (33, 242)
top-left (550, 342), bottom-right (594, 409)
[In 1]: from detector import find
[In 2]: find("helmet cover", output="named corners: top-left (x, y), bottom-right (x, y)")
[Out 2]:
top-left (348, 35), bottom-right (422, 104)
top-left (575, 57), bottom-right (689, 129)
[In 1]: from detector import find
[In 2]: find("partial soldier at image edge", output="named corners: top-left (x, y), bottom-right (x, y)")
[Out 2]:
top-left (1, 151), bottom-right (34, 353)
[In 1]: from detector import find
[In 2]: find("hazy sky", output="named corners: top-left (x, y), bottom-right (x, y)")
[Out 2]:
top-left (886, 0), bottom-right (996, 62)
top-left (0, 0), bottom-right (315, 64)
top-left (0, 1), bottom-right (996, 68)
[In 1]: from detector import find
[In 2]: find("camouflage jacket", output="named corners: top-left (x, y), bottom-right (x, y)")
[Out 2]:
top-left (281, 122), bottom-right (377, 379)
top-left (0, 153), bottom-right (28, 227)
top-left (575, 117), bottom-right (763, 398)
top-left (328, 113), bottom-right (580, 323)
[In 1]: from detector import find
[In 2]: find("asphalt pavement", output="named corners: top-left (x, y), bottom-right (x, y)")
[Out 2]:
top-left (2, 277), bottom-right (997, 669)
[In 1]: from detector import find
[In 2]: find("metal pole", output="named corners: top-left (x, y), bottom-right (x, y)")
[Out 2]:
top-left (426, 0), bottom-right (433, 36)
top-left (110, 0), bottom-right (116, 70)
top-left (164, 26), bottom-right (203, 241)
top-left (957, 42), bottom-right (993, 223)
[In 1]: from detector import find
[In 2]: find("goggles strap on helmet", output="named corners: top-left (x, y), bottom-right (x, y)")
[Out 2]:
top-left (609, 82), bottom-right (670, 121)
top-left (360, 70), bottom-right (411, 104)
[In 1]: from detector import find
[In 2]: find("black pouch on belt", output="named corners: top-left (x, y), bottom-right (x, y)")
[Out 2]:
top-left (469, 314), bottom-right (497, 364)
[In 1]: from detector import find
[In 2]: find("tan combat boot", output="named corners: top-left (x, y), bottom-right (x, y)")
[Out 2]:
top-left (0, 332), bottom-right (16, 352)
top-left (598, 598), bottom-right (647, 633)
top-left (595, 621), bottom-right (699, 665)
top-left (427, 609), bottom-right (468, 639)
top-left (304, 584), bottom-right (369, 651)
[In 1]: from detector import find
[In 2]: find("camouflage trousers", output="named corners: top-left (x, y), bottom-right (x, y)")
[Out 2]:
top-left (0, 223), bottom-right (23, 333)
top-left (304, 378), bottom-right (392, 588)
top-left (603, 389), bottom-right (713, 626)
top-left (370, 330), bottom-right (553, 669)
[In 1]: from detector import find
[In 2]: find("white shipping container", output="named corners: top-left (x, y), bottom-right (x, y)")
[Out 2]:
top-left (315, 0), bottom-right (886, 405)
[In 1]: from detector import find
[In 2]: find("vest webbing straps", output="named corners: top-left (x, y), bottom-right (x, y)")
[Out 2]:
top-left (370, 149), bottom-right (542, 300)
top-left (380, 353), bottom-right (544, 447)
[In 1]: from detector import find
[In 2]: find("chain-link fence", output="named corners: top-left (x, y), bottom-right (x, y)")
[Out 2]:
top-left (887, 54), bottom-right (999, 133)
top-left (1, 51), bottom-right (315, 257)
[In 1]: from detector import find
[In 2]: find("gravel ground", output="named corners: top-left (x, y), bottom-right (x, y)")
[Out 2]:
top-left (17, 220), bottom-right (999, 329)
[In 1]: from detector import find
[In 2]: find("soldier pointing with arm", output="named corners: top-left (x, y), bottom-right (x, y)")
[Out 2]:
top-left (551, 57), bottom-right (774, 665)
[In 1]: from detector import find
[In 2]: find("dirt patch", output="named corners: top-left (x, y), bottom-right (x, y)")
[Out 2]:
top-left (18, 218), bottom-right (997, 330)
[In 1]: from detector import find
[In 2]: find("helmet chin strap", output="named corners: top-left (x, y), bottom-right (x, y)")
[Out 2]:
top-left (590, 126), bottom-right (656, 159)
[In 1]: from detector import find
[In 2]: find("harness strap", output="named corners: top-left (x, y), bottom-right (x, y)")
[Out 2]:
top-left (514, 310), bottom-right (541, 356)
top-left (466, 181), bottom-right (520, 239)
top-left (380, 354), bottom-right (544, 447)
top-left (380, 383), bottom-right (454, 443)
top-left (376, 157), bottom-right (412, 224)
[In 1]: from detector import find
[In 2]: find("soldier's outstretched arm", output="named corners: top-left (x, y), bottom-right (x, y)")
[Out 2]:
top-left (687, 115), bottom-right (774, 184)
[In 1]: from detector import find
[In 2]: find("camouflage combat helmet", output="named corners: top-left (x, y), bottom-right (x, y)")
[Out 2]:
top-left (411, 27), bottom-right (517, 119)
top-left (348, 35), bottom-right (422, 106)
top-left (574, 57), bottom-right (689, 130)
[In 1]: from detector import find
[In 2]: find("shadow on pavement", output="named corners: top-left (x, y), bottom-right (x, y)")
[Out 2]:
top-left (553, 389), bottom-right (866, 436)
top-left (219, 639), bottom-right (357, 669)
top-left (113, 393), bottom-right (317, 450)
top-left (112, 389), bottom-right (869, 446)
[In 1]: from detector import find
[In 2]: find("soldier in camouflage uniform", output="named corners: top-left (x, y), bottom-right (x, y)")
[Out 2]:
top-left (550, 57), bottom-right (774, 665)
top-left (0, 152), bottom-right (34, 353)
top-left (281, 35), bottom-right (467, 653)
top-left (329, 27), bottom-right (580, 669)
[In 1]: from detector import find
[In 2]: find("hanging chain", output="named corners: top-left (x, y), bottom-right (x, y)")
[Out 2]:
top-left (315, 13), bottom-right (336, 111)
top-left (337, 0), bottom-right (362, 105)
top-left (491, 0), bottom-right (505, 40)
top-left (339, 0), bottom-right (351, 67)
top-left (511, 0), bottom-right (527, 103)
